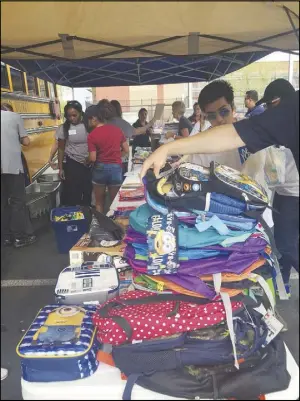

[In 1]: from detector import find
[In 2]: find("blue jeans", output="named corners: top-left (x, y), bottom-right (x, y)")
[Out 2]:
top-left (92, 163), bottom-right (123, 186)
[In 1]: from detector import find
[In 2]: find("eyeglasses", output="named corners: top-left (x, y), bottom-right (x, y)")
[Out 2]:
top-left (205, 107), bottom-right (231, 122)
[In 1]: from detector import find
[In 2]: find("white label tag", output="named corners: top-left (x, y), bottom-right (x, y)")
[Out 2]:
top-left (262, 310), bottom-right (283, 347)
top-left (68, 129), bottom-right (77, 136)
top-left (83, 300), bottom-right (99, 305)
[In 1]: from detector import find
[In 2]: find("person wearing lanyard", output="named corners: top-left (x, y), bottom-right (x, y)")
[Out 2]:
top-left (56, 101), bottom-right (92, 207)
top-left (140, 90), bottom-right (299, 179)
top-left (86, 101), bottom-right (129, 213)
top-left (132, 108), bottom-right (152, 154)
top-left (165, 101), bottom-right (193, 141)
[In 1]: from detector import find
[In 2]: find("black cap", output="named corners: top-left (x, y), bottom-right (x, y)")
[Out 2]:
top-left (84, 104), bottom-right (98, 118)
top-left (256, 79), bottom-right (295, 106)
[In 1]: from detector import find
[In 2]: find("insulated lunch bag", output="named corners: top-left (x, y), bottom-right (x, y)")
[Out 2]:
top-left (55, 261), bottom-right (120, 305)
top-left (17, 305), bottom-right (99, 382)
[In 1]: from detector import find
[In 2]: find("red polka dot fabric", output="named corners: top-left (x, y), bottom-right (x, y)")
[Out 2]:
top-left (93, 290), bottom-right (243, 345)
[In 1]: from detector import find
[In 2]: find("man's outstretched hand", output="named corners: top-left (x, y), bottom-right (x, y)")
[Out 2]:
top-left (140, 146), bottom-right (169, 180)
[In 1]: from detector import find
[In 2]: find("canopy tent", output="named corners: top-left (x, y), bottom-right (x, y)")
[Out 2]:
top-left (1, 1), bottom-right (299, 87)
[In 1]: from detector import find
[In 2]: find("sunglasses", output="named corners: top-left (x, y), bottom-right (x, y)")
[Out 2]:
top-left (205, 107), bottom-right (231, 122)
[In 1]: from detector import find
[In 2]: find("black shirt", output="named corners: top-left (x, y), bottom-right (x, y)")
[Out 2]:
top-left (178, 116), bottom-right (193, 136)
top-left (234, 91), bottom-right (299, 171)
top-left (132, 120), bottom-right (151, 153)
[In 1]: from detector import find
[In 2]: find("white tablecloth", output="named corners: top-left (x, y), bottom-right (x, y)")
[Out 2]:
top-left (21, 343), bottom-right (299, 400)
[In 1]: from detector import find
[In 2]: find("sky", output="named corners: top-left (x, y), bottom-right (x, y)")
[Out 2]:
top-left (257, 51), bottom-right (299, 62)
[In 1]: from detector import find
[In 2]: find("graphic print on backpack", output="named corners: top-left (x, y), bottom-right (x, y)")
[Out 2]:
top-left (147, 213), bottom-right (179, 275)
top-left (213, 162), bottom-right (269, 204)
top-left (32, 306), bottom-right (86, 345)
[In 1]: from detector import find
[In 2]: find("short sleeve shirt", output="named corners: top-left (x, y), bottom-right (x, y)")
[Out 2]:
top-left (55, 123), bottom-right (88, 164)
top-left (234, 91), bottom-right (299, 171)
top-left (132, 120), bottom-right (151, 150)
top-left (1, 111), bottom-right (27, 174)
top-left (87, 124), bottom-right (126, 165)
top-left (109, 117), bottom-right (135, 139)
top-left (178, 116), bottom-right (193, 136)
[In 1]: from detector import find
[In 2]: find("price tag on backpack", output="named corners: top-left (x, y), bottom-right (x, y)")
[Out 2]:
top-left (261, 310), bottom-right (283, 347)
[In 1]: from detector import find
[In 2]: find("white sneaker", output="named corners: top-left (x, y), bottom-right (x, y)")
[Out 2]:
top-left (1, 368), bottom-right (8, 381)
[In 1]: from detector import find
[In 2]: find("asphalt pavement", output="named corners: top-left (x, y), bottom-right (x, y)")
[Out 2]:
top-left (1, 217), bottom-right (299, 400)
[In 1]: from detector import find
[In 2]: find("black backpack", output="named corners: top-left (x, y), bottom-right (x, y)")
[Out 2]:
top-left (113, 308), bottom-right (270, 400)
top-left (122, 336), bottom-right (290, 400)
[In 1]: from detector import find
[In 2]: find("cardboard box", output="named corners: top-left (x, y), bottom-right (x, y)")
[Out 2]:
top-left (69, 217), bottom-right (129, 265)
top-left (69, 234), bottom-right (125, 265)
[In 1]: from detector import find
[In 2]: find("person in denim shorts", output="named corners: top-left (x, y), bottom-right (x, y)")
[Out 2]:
top-left (86, 101), bottom-right (129, 213)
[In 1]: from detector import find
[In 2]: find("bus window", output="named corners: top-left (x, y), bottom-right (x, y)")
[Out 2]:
top-left (10, 67), bottom-right (25, 93)
top-left (48, 82), bottom-right (55, 99)
top-left (27, 76), bottom-right (38, 96)
top-left (1, 63), bottom-right (10, 89)
top-left (39, 80), bottom-right (48, 98)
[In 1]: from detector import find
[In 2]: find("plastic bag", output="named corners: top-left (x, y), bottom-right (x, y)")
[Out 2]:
top-left (264, 146), bottom-right (286, 186)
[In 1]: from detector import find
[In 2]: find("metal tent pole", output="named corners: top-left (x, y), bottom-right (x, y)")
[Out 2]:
top-left (288, 54), bottom-right (294, 85)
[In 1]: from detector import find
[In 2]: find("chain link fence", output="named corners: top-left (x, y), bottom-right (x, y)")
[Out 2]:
top-left (119, 98), bottom-right (192, 124)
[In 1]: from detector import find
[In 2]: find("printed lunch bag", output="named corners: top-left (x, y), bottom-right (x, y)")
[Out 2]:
top-left (17, 305), bottom-right (99, 382)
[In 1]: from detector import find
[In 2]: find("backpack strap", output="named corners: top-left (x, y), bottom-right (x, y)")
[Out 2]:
top-left (244, 211), bottom-right (288, 300)
top-left (122, 373), bottom-right (143, 400)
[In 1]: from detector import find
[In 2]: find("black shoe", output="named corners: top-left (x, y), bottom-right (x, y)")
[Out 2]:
top-left (3, 237), bottom-right (14, 246)
top-left (14, 235), bottom-right (37, 248)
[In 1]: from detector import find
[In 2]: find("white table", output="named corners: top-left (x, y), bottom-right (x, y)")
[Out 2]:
top-left (21, 343), bottom-right (299, 400)
top-left (23, 151), bottom-right (299, 400)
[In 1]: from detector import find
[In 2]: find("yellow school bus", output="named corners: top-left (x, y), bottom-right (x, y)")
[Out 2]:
top-left (1, 62), bottom-right (62, 182)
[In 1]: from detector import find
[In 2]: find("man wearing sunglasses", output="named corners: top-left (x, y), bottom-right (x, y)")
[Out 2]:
top-left (189, 80), bottom-right (249, 169)
top-left (141, 88), bottom-right (299, 180)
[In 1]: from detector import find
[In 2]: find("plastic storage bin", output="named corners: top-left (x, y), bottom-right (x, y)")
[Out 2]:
top-left (51, 207), bottom-right (89, 254)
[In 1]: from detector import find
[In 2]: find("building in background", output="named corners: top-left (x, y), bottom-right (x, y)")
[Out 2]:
top-left (92, 52), bottom-right (299, 121)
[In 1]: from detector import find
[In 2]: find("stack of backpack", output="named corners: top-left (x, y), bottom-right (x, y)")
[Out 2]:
top-left (124, 161), bottom-right (281, 302)
top-left (16, 161), bottom-right (291, 400)
top-left (91, 162), bottom-right (291, 400)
